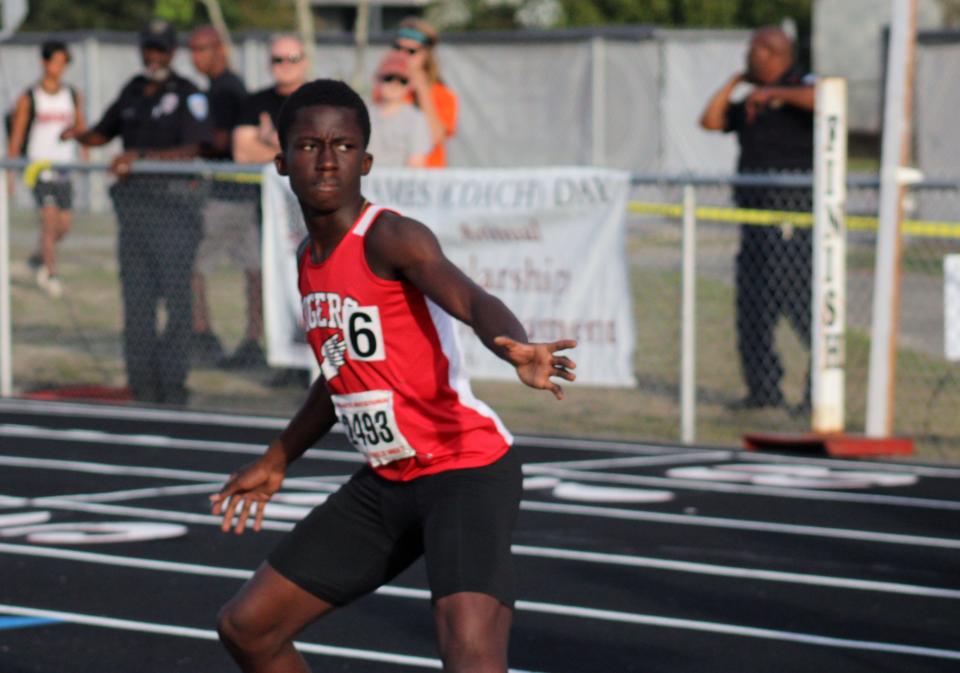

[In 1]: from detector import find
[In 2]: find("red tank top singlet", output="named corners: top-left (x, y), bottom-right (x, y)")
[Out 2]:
top-left (298, 204), bottom-right (513, 481)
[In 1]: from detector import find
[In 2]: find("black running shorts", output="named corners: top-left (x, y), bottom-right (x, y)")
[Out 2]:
top-left (268, 449), bottom-right (522, 607)
top-left (33, 180), bottom-right (72, 210)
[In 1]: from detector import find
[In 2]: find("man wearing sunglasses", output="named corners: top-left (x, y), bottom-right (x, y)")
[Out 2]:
top-left (223, 35), bottom-right (309, 372)
top-left (368, 51), bottom-right (432, 169)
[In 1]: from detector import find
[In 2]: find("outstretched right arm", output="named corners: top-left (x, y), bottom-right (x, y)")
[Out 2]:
top-left (210, 375), bottom-right (338, 534)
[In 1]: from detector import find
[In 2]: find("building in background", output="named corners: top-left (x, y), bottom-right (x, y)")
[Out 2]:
top-left (812, 0), bottom-right (943, 138)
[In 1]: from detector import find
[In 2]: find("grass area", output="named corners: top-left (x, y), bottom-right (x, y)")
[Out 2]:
top-left (7, 207), bottom-right (960, 463)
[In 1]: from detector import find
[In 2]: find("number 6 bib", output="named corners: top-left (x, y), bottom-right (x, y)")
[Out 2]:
top-left (331, 390), bottom-right (417, 467)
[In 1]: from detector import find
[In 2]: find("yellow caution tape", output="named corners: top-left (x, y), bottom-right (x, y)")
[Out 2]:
top-left (627, 201), bottom-right (960, 240)
top-left (212, 172), bottom-right (262, 185)
top-left (22, 160), bottom-right (52, 188)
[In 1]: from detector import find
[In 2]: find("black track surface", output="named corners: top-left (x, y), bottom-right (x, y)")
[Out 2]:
top-left (1, 400), bottom-right (958, 672)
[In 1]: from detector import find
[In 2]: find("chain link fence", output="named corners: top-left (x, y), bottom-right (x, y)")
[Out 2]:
top-left (629, 173), bottom-right (960, 462)
top-left (2, 161), bottom-right (959, 462)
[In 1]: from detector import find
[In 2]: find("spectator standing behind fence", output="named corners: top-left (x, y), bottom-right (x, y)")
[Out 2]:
top-left (392, 18), bottom-right (457, 168)
top-left (699, 26), bottom-right (815, 412)
top-left (64, 19), bottom-right (213, 405)
top-left (221, 34), bottom-right (309, 371)
top-left (7, 40), bottom-right (87, 298)
top-left (187, 25), bottom-right (252, 366)
top-left (367, 51), bottom-right (432, 168)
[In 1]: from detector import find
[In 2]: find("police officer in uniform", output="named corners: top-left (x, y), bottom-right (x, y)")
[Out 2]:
top-left (699, 26), bottom-right (815, 411)
top-left (66, 19), bottom-right (213, 404)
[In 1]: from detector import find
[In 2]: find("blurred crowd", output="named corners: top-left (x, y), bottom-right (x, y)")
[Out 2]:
top-left (6, 17), bottom-right (459, 404)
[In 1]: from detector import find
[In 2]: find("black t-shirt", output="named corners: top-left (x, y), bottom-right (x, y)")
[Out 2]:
top-left (237, 86), bottom-right (288, 130)
top-left (725, 66), bottom-right (814, 210)
top-left (725, 67), bottom-right (815, 173)
top-left (93, 72), bottom-right (212, 152)
top-left (206, 70), bottom-right (246, 160)
top-left (233, 86), bottom-right (289, 201)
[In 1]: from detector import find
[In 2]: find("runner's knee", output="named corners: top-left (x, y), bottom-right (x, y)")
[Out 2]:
top-left (435, 595), bottom-right (509, 672)
top-left (217, 597), bottom-right (283, 657)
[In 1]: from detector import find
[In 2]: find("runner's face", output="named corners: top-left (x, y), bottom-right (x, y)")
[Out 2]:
top-left (43, 51), bottom-right (69, 79)
top-left (280, 104), bottom-right (371, 213)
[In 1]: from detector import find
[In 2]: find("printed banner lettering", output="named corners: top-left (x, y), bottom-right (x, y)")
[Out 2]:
top-left (262, 166), bottom-right (636, 387)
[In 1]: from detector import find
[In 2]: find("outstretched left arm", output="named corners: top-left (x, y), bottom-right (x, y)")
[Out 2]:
top-left (367, 215), bottom-right (577, 399)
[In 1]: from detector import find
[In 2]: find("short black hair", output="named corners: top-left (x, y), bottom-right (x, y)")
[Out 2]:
top-left (41, 40), bottom-right (70, 62)
top-left (276, 79), bottom-right (371, 151)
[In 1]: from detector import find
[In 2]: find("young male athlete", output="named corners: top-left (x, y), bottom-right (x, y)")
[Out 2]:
top-left (211, 79), bottom-right (577, 673)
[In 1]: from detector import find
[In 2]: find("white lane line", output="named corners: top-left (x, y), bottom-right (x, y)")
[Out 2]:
top-left (0, 399), bottom-right (290, 430)
top-left (30, 499), bottom-right (298, 533)
top-left (4, 537), bottom-right (960, 601)
top-left (0, 454), bottom-right (341, 491)
top-left (520, 500), bottom-right (960, 549)
top-left (529, 451), bottom-right (733, 470)
top-left (513, 600), bottom-right (960, 662)
top-left (0, 424), bottom-right (362, 463)
top-left (524, 465), bottom-right (960, 511)
top-left (1, 552), bottom-right (957, 663)
top-left (8, 428), bottom-right (956, 512)
top-left (4, 397), bottom-right (960, 471)
top-left (737, 451), bottom-right (960, 479)
top-left (6, 419), bottom-right (959, 482)
top-left (0, 603), bottom-right (444, 670)
top-left (0, 512), bottom-right (51, 528)
top-left (56, 483), bottom-right (227, 503)
top-left (0, 398), bottom-right (681, 455)
top-left (509, 545), bottom-right (960, 599)
top-left (26, 496), bottom-right (960, 551)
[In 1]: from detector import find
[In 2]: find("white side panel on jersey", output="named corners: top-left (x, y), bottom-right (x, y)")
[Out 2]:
top-left (425, 298), bottom-right (514, 446)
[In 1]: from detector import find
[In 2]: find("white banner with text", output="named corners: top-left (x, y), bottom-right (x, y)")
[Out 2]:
top-left (262, 166), bottom-right (636, 387)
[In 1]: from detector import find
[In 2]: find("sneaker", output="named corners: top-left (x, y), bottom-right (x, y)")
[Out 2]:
top-left (26, 252), bottom-right (42, 272)
top-left (35, 266), bottom-right (62, 297)
top-left (219, 339), bottom-right (267, 370)
top-left (45, 275), bottom-right (63, 298)
top-left (191, 331), bottom-right (225, 365)
top-left (35, 264), bottom-right (50, 288)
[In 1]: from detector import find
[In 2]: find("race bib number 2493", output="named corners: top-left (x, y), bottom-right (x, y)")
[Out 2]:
top-left (331, 389), bottom-right (416, 467)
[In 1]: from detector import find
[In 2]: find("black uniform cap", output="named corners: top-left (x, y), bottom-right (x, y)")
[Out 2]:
top-left (140, 19), bottom-right (177, 52)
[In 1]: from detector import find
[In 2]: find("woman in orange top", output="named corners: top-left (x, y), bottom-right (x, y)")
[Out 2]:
top-left (392, 17), bottom-right (458, 168)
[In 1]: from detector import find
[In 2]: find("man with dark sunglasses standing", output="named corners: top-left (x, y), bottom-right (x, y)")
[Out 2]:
top-left (223, 35), bottom-right (310, 372)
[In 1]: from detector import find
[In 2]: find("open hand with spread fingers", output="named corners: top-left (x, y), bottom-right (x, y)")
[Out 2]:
top-left (494, 336), bottom-right (577, 400)
top-left (209, 453), bottom-right (286, 534)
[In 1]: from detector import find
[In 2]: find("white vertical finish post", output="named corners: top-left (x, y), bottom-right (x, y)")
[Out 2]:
top-left (866, 0), bottom-right (918, 437)
top-left (0, 165), bottom-right (11, 397)
top-left (680, 184), bottom-right (697, 444)
top-left (811, 77), bottom-right (848, 433)
top-left (590, 36), bottom-right (606, 167)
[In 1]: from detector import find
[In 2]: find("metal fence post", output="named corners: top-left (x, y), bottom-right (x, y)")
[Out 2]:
top-left (590, 36), bottom-right (606, 167)
top-left (681, 183), bottom-right (697, 444)
top-left (0, 166), bottom-right (11, 397)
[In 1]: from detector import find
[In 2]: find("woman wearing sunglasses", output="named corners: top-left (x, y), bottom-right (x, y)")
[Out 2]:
top-left (368, 51), bottom-right (432, 169)
top-left (391, 17), bottom-right (458, 168)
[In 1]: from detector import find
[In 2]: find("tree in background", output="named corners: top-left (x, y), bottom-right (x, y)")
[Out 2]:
top-left (22, 0), bottom-right (295, 32)
top-left (438, 0), bottom-right (811, 33)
